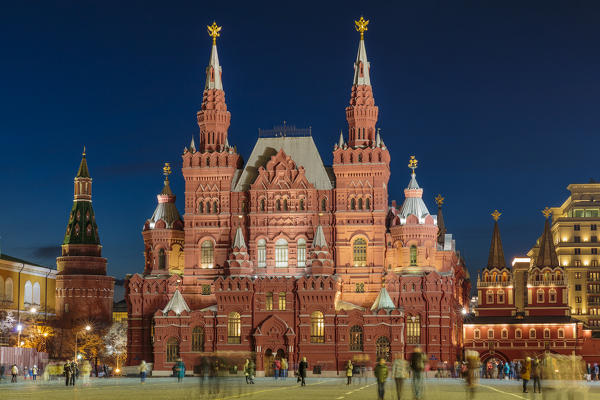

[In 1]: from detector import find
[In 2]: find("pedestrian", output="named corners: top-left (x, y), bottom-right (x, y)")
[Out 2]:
top-left (532, 358), bottom-right (541, 393)
top-left (70, 361), bottom-right (78, 386)
top-left (23, 366), bottom-right (28, 380)
top-left (81, 361), bottom-right (91, 385)
top-left (391, 354), bottom-right (409, 400)
top-left (32, 365), bottom-right (38, 381)
top-left (139, 360), bottom-right (148, 383)
top-left (298, 357), bottom-right (308, 387)
top-left (464, 350), bottom-right (480, 400)
top-left (243, 359), bottom-right (251, 384)
top-left (281, 357), bottom-right (288, 379)
top-left (63, 360), bottom-right (72, 386)
top-left (374, 358), bottom-right (388, 400)
top-left (587, 363), bottom-right (592, 382)
top-left (346, 360), bottom-right (353, 385)
top-left (521, 357), bottom-right (531, 393)
top-left (0, 364), bottom-right (5, 382)
top-left (274, 358), bottom-right (281, 380)
top-left (503, 361), bottom-right (510, 380)
top-left (103, 363), bottom-right (108, 378)
top-left (176, 358), bottom-right (185, 382)
top-left (410, 347), bottom-right (427, 400)
top-left (594, 363), bottom-right (599, 381)
top-left (11, 364), bottom-right (18, 383)
top-left (248, 359), bottom-right (255, 384)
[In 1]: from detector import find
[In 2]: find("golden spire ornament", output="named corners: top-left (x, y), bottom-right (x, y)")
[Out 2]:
top-left (408, 155), bottom-right (418, 173)
top-left (542, 207), bottom-right (552, 219)
top-left (82, 145), bottom-right (86, 157)
top-left (207, 21), bottom-right (222, 45)
top-left (355, 16), bottom-right (369, 39)
top-left (491, 210), bottom-right (502, 221)
top-left (435, 194), bottom-right (444, 207)
top-left (163, 162), bottom-right (172, 180)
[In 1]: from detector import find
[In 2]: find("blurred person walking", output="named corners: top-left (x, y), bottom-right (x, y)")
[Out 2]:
top-left (531, 358), bottom-right (541, 393)
top-left (274, 358), bottom-right (281, 380)
top-left (346, 360), bottom-right (353, 385)
top-left (176, 358), bottom-right (185, 382)
top-left (374, 358), bottom-right (388, 400)
top-left (464, 351), bottom-right (480, 400)
top-left (521, 357), bottom-right (531, 393)
top-left (63, 360), bottom-right (72, 386)
top-left (32, 365), bottom-right (38, 381)
top-left (139, 360), bottom-right (148, 384)
top-left (298, 357), bottom-right (308, 387)
top-left (410, 348), bottom-right (427, 400)
top-left (391, 354), bottom-right (409, 400)
top-left (11, 364), bottom-right (18, 383)
top-left (281, 357), bottom-right (288, 379)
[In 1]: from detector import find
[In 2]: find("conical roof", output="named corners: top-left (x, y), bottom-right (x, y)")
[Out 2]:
top-left (146, 178), bottom-right (183, 230)
top-left (233, 227), bottom-right (246, 249)
top-left (353, 36), bottom-right (371, 86)
top-left (313, 225), bottom-right (328, 248)
top-left (76, 149), bottom-right (90, 178)
top-left (205, 42), bottom-right (223, 90)
top-left (535, 214), bottom-right (559, 268)
top-left (398, 173), bottom-right (431, 223)
top-left (370, 285), bottom-right (395, 311)
top-left (162, 289), bottom-right (191, 315)
top-left (486, 221), bottom-right (506, 269)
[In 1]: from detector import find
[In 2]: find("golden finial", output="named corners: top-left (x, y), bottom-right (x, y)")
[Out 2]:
top-left (355, 17), bottom-right (369, 40)
top-left (207, 21), bottom-right (222, 45)
top-left (163, 162), bottom-right (172, 180)
top-left (491, 210), bottom-right (502, 221)
top-left (435, 194), bottom-right (444, 207)
top-left (82, 146), bottom-right (86, 157)
top-left (542, 207), bottom-right (552, 219)
top-left (408, 155), bottom-right (418, 173)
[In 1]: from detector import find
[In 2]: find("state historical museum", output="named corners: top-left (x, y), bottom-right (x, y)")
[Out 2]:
top-left (126, 19), bottom-right (471, 376)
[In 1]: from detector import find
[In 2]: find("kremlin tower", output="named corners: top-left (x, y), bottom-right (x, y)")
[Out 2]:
top-left (55, 149), bottom-right (114, 326)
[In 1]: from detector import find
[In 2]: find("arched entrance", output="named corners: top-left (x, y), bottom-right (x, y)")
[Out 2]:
top-left (264, 349), bottom-right (274, 377)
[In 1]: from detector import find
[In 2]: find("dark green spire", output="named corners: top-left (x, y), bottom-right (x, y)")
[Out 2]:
top-left (77, 146), bottom-right (90, 178)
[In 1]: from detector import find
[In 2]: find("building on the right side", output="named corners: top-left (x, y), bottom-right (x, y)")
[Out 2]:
top-left (528, 182), bottom-right (600, 329)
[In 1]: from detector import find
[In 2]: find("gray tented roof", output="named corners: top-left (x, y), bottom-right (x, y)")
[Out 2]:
top-left (232, 136), bottom-right (334, 192)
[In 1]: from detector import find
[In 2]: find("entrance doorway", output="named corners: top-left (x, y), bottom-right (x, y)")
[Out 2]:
top-left (264, 349), bottom-right (274, 377)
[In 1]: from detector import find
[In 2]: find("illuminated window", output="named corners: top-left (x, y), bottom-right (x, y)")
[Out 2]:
top-left (166, 337), bottom-right (179, 362)
top-left (544, 328), bottom-right (551, 339)
top-left (266, 292), bottom-right (273, 311)
top-left (349, 325), bottom-right (363, 351)
top-left (501, 329), bottom-right (508, 339)
top-left (201, 241), bottom-right (214, 268)
top-left (257, 239), bottom-right (266, 267)
top-left (486, 290), bottom-right (494, 304)
top-left (406, 315), bottom-right (421, 344)
top-left (158, 248), bottom-right (166, 269)
top-left (474, 329), bottom-right (480, 339)
top-left (353, 238), bottom-right (367, 267)
top-left (376, 336), bottom-right (391, 361)
top-left (278, 292), bottom-right (286, 310)
top-left (487, 329), bottom-right (494, 339)
top-left (275, 239), bottom-right (288, 268)
top-left (515, 329), bottom-right (522, 339)
top-left (24, 281), bottom-right (32, 304)
top-left (32, 282), bottom-right (40, 305)
top-left (192, 327), bottom-right (204, 352)
top-left (410, 245), bottom-right (417, 266)
top-left (310, 311), bottom-right (324, 343)
top-left (529, 329), bottom-right (536, 339)
top-left (297, 239), bottom-right (306, 267)
top-left (227, 312), bottom-right (241, 344)
top-left (558, 328), bottom-right (565, 339)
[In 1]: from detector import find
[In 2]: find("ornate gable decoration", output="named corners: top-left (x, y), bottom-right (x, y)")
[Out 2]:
top-left (251, 149), bottom-right (314, 190)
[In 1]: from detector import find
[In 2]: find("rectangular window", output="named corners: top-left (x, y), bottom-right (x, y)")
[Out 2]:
top-left (575, 236), bottom-right (581, 243)
top-left (575, 248), bottom-right (581, 255)
top-left (202, 284), bottom-right (211, 295)
top-left (406, 316), bottom-right (421, 344)
top-left (575, 260), bottom-right (581, 267)
top-left (574, 225), bottom-right (581, 231)
top-left (515, 330), bottom-right (522, 339)
top-left (592, 248), bottom-right (598, 255)
top-left (575, 273), bottom-right (583, 279)
top-left (576, 296), bottom-right (582, 303)
top-left (474, 330), bottom-right (480, 340)
top-left (487, 330), bottom-right (494, 339)
top-left (592, 237), bottom-right (598, 243)
top-left (266, 292), bottom-right (273, 311)
top-left (592, 224), bottom-right (597, 231)
top-left (558, 329), bottom-right (565, 339)
top-left (593, 260), bottom-right (599, 267)
top-left (537, 290), bottom-right (545, 303)
top-left (355, 282), bottom-right (365, 293)
top-left (278, 292), bottom-right (286, 311)
top-left (576, 284), bottom-right (582, 291)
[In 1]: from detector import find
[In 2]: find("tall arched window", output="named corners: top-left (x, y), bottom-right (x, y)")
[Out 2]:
top-left (276, 199), bottom-right (281, 211)
top-left (199, 202), bottom-right (204, 213)
top-left (365, 197), bottom-right (370, 210)
top-left (213, 201), bottom-right (218, 213)
top-left (283, 198), bottom-right (288, 211)
top-left (358, 198), bottom-right (363, 210)
top-left (278, 292), bottom-right (286, 310)
top-left (299, 198), bottom-right (305, 211)
top-left (406, 315), bottom-right (421, 344)
top-left (350, 198), bottom-right (356, 210)
top-left (349, 325), bottom-right (363, 351)
top-left (201, 241), bottom-right (214, 268)
top-left (544, 328), bottom-right (551, 339)
top-left (310, 311), bottom-right (324, 343)
top-left (297, 238), bottom-right (306, 267)
top-left (266, 292), bottom-right (273, 311)
top-left (33, 282), bottom-right (41, 305)
top-left (5, 278), bottom-right (13, 302)
top-left (166, 337), bottom-right (179, 362)
top-left (529, 328), bottom-right (536, 339)
top-left (353, 238), bottom-right (367, 267)
top-left (410, 245), bottom-right (417, 266)
top-left (321, 198), bottom-right (327, 211)
top-left (158, 248), bottom-right (166, 269)
top-left (376, 336), bottom-right (391, 361)
top-left (206, 201), bottom-right (211, 213)
top-left (24, 281), bottom-right (33, 305)
top-left (260, 198), bottom-right (265, 211)
top-left (192, 326), bottom-right (204, 352)
top-left (275, 238), bottom-right (288, 268)
top-left (257, 239), bottom-right (266, 267)
top-left (227, 312), bottom-right (241, 344)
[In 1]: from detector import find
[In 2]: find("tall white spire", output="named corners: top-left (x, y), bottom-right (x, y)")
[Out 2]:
top-left (353, 17), bottom-right (371, 87)
top-left (205, 42), bottom-right (223, 90)
top-left (233, 226), bottom-right (246, 249)
top-left (338, 131), bottom-right (345, 147)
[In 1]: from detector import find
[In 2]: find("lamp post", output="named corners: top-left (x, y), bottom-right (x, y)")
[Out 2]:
top-left (74, 325), bottom-right (92, 360)
top-left (16, 324), bottom-right (23, 347)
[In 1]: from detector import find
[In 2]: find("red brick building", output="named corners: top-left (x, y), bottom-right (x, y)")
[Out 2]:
top-left (126, 20), bottom-right (470, 376)
top-left (464, 210), bottom-right (585, 363)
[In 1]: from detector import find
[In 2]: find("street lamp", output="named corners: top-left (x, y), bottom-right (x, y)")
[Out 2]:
top-left (16, 324), bottom-right (23, 347)
top-left (74, 325), bottom-right (92, 360)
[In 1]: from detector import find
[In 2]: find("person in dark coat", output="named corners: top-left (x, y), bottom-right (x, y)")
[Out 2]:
top-left (63, 361), bottom-right (72, 386)
top-left (374, 358), bottom-right (389, 400)
top-left (298, 357), bottom-right (308, 386)
top-left (70, 361), bottom-right (78, 386)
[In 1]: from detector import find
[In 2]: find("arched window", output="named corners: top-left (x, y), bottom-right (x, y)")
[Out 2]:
top-left (201, 241), bottom-right (214, 269)
top-left (297, 238), bottom-right (306, 267)
top-left (376, 336), bottom-right (391, 361)
top-left (158, 249), bottom-right (166, 269)
top-left (558, 328), bottom-right (565, 339)
top-left (349, 325), bottom-right (363, 351)
top-left (502, 272), bottom-right (508, 282)
top-left (353, 238), bottom-right (367, 267)
top-left (407, 315), bottom-right (421, 344)
top-left (358, 198), bottom-right (363, 210)
top-left (24, 281), bottom-right (33, 305)
top-left (529, 328), bottom-right (536, 339)
top-left (549, 289), bottom-right (557, 303)
top-left (213, 201), bottom-right (218, 213)
top-left (410, 245), bottom-right (417, 266)
top-left (275, 238), bottom-right (288, 268)
top-left (260, 198), bottom-right (265, 211)
top-left (544, 328), bottom-right (551, 339)
top-left (488, 329), bottom-right (494, 339)
top-left (278, 292), bottom-right (286, 310)
top-left (283, 198), bottom-right (288, 211)
top-left (321, 198), bottom-right (327, 211)
top-left (199, 202), bottom-right (204, 213)
top-left (474, 329), bottom-right (480, 339)
top-left (257, 239), bottom-right (266, 267)
top-left (484, 272), bottom-right (489, 282)
top-left (276, 199), bottom-right (281, 211)
top-left (412, 283), bottom-right (416, 292)
top-left (497, 289), bottom-right (505, 304)
top-left (501, 328), bottom-right (508, 339)
top-left (227, 312), bottom-right (241, 344)
top-left (365, 197), bottom-right (370, 210)
top-left (486, 290), bottom-right (494, 304)
top-left (310, 311), bottom-right (324, 343)
top-left (266, 292), bottom-right (273, 311)
top-left (166, 337), bottom-right (180, 362)
top-left (192, 326), bottom-right (204, 352)
top-left (206, 201), bottom-right (211, 213)
top-left (5, 278), bottom-right (13, 302)
top-left (515, 329), bottom-right (522, 339)
top-left (350, 198), bottom-right (356, 210)
top-left (537, 289), bottom-right (544, 303)
top-left (299, 198), bottom-right (305, 211)
top-left (33, 282), bottom-right (41, 305)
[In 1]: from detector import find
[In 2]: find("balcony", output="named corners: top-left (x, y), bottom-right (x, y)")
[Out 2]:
top-left (476, 280), bottom-right (513, 288)
top-left (528, 280), bottom-right (566, 287)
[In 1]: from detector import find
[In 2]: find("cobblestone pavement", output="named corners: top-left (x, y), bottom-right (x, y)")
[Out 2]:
top-left (1, 377), bottom-right (599, 400)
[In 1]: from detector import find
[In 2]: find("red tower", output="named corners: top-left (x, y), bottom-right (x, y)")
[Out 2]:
top-left (55, 149), bottom-right (114, 326)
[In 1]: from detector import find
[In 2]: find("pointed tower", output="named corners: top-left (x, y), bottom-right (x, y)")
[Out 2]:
top-left (308, 225), bottom-right (334, 275)
top-left (226, 226), bottom-right (253, 275)
top-left (142, 163), bottom-right (185, 275)
top-left (346, 17), bottom-right (379, 148)
top-left (56, 149), bottom-right (115, 326)
top-left (435, 194), bottom-right (447, 247)
top-left (197, 22), bottom-right (230, 153)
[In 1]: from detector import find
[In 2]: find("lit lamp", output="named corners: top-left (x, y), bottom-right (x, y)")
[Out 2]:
top-left (16, 324), bottom-right (23, 347)
top-left (74, 325), bottom-right (92, 360)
